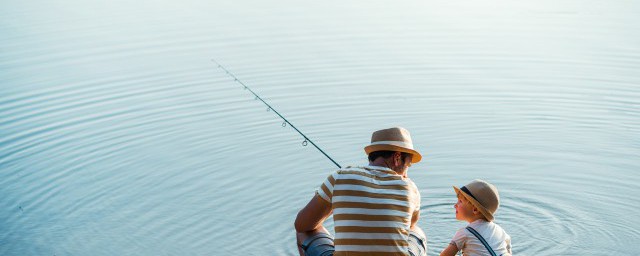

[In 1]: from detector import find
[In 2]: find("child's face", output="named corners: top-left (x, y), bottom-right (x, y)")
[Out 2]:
top-left (454, 194), bottom-right (475, 221)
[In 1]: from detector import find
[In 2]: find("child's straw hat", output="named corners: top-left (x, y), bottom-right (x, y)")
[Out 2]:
top-left (453, 180), bottom-right (500, 221)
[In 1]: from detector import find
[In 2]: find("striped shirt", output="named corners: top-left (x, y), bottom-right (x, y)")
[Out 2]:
top-left (316, 165), bottom-right (421, 256)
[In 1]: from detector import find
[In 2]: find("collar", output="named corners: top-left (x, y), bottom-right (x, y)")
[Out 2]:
top-left (350, 165), bottom-right (398, 175)
top-left (470, 218), bottom-right (489, 226)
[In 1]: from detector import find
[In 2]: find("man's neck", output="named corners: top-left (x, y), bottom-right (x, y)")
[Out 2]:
top-left (368, 161), bottom-right (406, 177)
top-left (369, 160), bottom-right (391, 170)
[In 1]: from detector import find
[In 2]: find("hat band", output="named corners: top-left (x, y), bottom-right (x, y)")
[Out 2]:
top-left (460, 186), bottom-right (480, 202)
top-left (369, 140), bottom-right (414, 150)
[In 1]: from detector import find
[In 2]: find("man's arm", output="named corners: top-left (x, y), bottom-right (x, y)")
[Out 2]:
top-left (294, 195), bottom-right (332, 256)
top-left (294, 195), bottom-right (332, 232)
top-left (409, 210), bottom-right (427, 239)
top-left (410, 209), bottom-right (420, 229)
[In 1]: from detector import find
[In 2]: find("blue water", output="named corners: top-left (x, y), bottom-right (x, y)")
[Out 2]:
top-left (1, 0), bottom-right (639, 255)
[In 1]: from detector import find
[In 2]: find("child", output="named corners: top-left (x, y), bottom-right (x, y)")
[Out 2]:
top-left (440, 180), bottom-right (512, 256)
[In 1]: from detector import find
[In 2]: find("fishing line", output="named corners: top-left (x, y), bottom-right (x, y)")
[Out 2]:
top-left (211, 59), bottom-right (342, 168)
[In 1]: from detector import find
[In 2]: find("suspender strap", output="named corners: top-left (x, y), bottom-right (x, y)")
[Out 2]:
top-left (466, 227), bottom-right (498, 256)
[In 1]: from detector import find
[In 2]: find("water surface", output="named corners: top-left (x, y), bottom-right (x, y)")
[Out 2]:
top-left (1, 0), bottom-right (639, 255)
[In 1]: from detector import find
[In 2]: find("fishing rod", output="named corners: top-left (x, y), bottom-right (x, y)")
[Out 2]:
top-left (211, 59), bottom-right (342, 169)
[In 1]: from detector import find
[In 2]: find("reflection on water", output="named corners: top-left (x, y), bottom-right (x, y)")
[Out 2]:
top-left (1, 0), bottom-right (639, 255)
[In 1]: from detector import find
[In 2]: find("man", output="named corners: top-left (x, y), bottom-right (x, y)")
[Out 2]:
top-left (295, 127), bottom-right (427, 256)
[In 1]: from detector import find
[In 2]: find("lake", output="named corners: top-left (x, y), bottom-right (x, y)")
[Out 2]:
top-left (1, 0), bottom-right (639, 255)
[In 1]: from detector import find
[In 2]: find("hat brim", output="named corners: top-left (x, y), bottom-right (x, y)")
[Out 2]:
top-left (364, 144), bottom-right (422, 163)
top-left (453, 186), bottom-right (494, 221)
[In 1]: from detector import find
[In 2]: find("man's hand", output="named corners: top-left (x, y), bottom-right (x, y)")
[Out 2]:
top-left (294, 195), bottom-right (332, 232)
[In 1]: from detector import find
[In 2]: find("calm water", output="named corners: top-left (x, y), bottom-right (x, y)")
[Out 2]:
top-left (1, 0), bottom-right (639, 255)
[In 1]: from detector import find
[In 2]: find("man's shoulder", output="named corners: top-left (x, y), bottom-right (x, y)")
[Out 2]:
top-left (405, 178), bottom-right (420, 193)
top-left (334, 166), bottom-right (411, 185)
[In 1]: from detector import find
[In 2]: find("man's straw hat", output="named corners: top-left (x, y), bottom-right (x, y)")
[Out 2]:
top-left (364, 127), bottom-right (422, 163)
top-left (453, 179), bottom-right (500, 221)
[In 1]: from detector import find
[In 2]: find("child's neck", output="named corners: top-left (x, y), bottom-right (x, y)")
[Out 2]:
top-left (466, 215), bottom-right (487, 223)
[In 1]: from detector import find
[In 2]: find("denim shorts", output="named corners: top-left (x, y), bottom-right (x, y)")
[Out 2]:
top-left (300, 231), bottom-right (427, 256)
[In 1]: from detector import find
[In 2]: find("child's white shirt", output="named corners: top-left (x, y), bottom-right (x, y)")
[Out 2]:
top-left (451, 219), bottom-right (512, 256)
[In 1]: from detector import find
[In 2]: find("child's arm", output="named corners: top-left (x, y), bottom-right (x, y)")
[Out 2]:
top-left (440, 243), bottom-right (459, 256)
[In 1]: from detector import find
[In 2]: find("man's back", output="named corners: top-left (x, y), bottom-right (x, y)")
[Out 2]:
top-left (316, 165), bottom-right (421, 256)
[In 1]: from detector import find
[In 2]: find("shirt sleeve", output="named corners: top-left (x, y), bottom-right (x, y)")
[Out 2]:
top-left (451, 227), bottom-right (468, 252)
top-left (315, 171), bottom-right (337, 203)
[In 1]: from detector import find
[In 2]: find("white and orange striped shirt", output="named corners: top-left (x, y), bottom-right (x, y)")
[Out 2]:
top-left (316, 165), bottom-right (421, 256)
